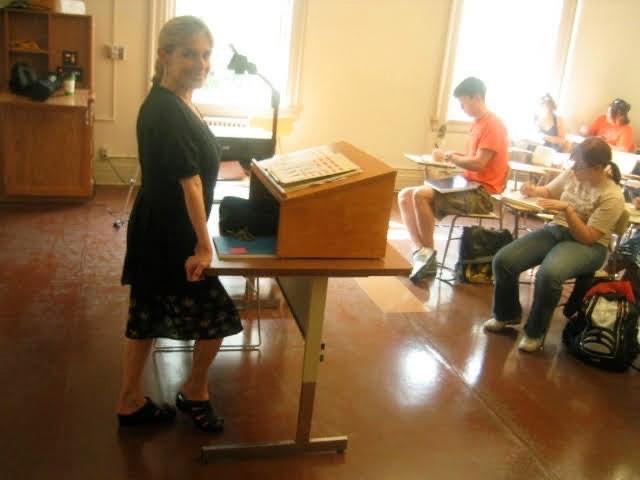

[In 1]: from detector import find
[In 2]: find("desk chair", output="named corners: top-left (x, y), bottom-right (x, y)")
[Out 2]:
top-left (530, 145), bottom-right (556, 167)
top-left (501, 195), bottom-right (542, 239)
top-left (437, 194), bottom-right (504, 284)
top-left (561, 209), bottom-right (630, 318)
top-left (624, 208), bottom-right (640, 242)
top-left (435, 167), bottom-right (512, 283)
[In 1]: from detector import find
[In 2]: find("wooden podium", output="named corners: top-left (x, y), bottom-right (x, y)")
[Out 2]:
top-left (202, 144), bottom-right (408, 460)
top-left (250, 142), bottom-right (396, 258)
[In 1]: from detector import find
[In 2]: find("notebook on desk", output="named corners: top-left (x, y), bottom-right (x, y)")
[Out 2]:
top-left (405, 153), bottom-right (458, 169)
top-left (500, 191), bottom-right (544, 211)
top-left (426, 175), bottom-right (479, 193)
top-left (212, 235), bottom-right (277, 260)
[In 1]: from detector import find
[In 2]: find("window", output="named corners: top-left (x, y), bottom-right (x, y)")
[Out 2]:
top-left (437, 0), bottom-right (577, 137)
top-left (154, 0), bottom-right (306, 116)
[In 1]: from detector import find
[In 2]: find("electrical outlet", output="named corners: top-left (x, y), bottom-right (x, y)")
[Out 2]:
top-left (111, 45), bottom-right (125, 60)
top-left (99, 146), bottom-right (109, 160)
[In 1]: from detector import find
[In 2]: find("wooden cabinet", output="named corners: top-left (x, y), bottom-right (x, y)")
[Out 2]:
top-left (0, 90), bottom-right (94, 198)
top-left (0, 8), bottom-right (94, 200)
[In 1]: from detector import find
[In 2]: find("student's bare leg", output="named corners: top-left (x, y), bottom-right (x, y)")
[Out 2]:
top-left (117, 338), bottom-right (154, 414)
top-left (181, 338), bottom-right (223, 400)
top-left (412, 186), bottom-right (436, 249)
top-left (398, 186), bottom-right (424, 248)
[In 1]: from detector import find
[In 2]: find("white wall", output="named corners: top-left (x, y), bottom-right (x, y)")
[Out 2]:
top-left (87, 0), bottom-right (451, 184)
top-left (86, 0), bottom-right (150, 184)
top-left (282, 0), bottom-right (451, 164)
top-left (561, 0), bottom-right (640, 134)
top-left (86, 0), bottom-right (640, 185)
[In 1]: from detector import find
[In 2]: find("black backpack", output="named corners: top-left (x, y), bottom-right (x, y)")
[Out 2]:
top-left (454, 225), bottom-right (513, 283)
top-left (562, 282), bottom-right (639, 372)
top-left (218, 196), bottom-right (279, 238)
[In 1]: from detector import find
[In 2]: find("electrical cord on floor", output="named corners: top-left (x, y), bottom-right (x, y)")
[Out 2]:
top-left (106, 157), bottom-right (129, 185)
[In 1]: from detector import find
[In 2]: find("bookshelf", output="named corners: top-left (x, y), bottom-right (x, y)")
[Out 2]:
top-left (0, 8), bottom-right (93, 90)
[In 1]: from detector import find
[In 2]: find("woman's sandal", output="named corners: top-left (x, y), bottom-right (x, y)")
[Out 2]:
top-left (118, 397), bottom-right (176, 427)
top-left (175, 391), bottom-right (224, 433)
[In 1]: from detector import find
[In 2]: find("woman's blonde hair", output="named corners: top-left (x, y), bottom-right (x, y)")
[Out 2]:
top-left (152, 16), bottom-right (213, 85)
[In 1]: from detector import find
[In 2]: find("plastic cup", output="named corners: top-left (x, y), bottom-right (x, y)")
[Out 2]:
top-left (64, 78), bottom-right (76, 96)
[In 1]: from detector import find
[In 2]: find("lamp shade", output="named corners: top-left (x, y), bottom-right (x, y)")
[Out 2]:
top-left (227, 50), bottom-right (257, 75)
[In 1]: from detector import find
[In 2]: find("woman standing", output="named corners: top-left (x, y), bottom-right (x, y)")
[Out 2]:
top-left (484, 137), bottom-right (625, 352)
top-left (116, 16), bottom-right (242, 432)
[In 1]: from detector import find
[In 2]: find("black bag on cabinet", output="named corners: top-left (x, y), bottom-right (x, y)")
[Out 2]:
top-left (9, 62), bottom-right (57, 101)
top-left (9, 62), bottom-right (37, 95)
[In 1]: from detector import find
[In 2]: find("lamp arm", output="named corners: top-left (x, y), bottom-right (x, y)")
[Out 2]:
top-left (255, 72), bottom-right (280, 150)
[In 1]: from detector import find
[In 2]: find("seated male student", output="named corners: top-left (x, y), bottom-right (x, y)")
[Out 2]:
top-left (398, 77), bottom-right (509, 283)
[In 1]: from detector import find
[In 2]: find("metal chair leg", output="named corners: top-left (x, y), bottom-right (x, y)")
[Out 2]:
top-left (437, 215), bottom-right (459, 283)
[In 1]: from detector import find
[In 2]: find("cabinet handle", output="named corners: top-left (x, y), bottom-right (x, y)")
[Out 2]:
top-left (86, 99), bottom-right (95, 127)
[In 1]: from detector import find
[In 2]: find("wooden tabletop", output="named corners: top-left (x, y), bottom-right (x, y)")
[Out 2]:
top-left (509, 160), bottom-right (563, 175)
top-left (626, 203), bottom-right (640, 224)
top-left (206, 243), bottom-right (411, 277)
top-left (0, 89), bottom-right (93, 109)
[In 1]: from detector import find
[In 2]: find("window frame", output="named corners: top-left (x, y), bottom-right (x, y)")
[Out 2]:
top-left (433, 0), bottom-right (579, 133)
top-left (148, 0), bottom-right (307, 117)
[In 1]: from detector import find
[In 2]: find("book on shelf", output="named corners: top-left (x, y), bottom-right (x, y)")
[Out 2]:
top-left (257, 146), bottom-right (362, 192)
top-left (212, 235), bottom-right (277, 260)
top-left (425, 175), bottom-right (479, 193)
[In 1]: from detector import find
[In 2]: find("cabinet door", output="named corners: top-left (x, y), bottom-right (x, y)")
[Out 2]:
top-left (4, 104), bottom-right (92, 197)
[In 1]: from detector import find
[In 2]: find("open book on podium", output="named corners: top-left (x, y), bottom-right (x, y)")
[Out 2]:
top-left (250, 142), bottom-right (396, 258)
top-left (257, 146), bottom-right (362, 193)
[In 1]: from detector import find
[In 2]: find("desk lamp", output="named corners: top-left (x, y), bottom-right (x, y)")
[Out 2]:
top-left (227, 44), bottom-right (280, 156)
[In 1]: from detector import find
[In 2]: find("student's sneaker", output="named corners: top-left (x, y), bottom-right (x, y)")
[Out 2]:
top-left (483, 317), bottom-right (520, 332)
top-left (517, 335), bottom-right (544, 353)
top-left (409, 247), bottom-right (437, 283)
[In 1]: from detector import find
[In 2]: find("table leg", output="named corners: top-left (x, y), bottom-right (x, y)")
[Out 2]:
top-left (201, 276), bottom-right (347, 461)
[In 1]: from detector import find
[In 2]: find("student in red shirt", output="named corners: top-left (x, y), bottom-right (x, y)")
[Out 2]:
top-left (398, 77), bottom-right (509, 283)
top-left (580, 98), bottom-right (635, 152)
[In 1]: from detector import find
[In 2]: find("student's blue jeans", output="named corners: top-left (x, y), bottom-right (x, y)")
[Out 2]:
top-left (492, 224), bottom-right (607, 339)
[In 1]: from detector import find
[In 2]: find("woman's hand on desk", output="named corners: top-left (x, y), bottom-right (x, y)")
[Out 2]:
top-left (432, 148), bottom-right (458, 165)
top-left (185, 243), bottom-right (213, 282)
top-left (432, 148), bottom-right (445, 162)
top-left (536, 198), bottom-right (569, 212)
top-left (520, 182), bottom-right (537, 197)
top-left (520, 181), bottom-right (551, 199)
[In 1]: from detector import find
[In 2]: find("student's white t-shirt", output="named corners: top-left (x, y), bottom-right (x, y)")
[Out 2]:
top-left (546, 170), bottom-right (625, 247)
